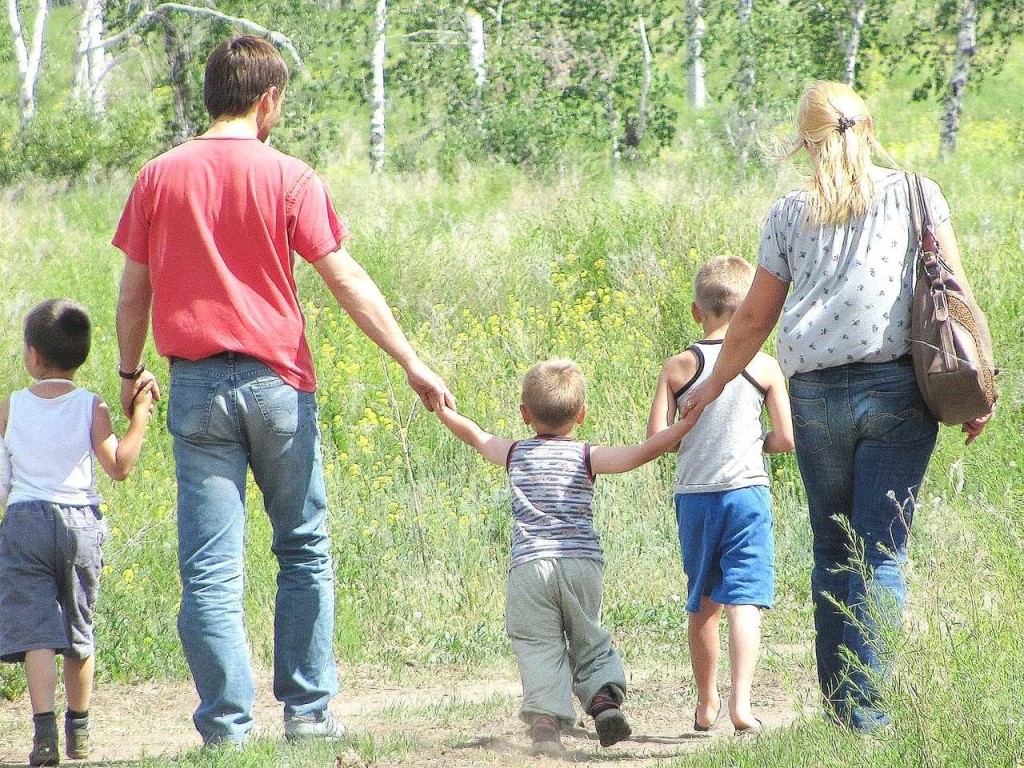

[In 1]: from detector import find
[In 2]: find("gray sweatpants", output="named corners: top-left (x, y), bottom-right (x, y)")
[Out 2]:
top-left (505, 557), bottom-right (627, 727)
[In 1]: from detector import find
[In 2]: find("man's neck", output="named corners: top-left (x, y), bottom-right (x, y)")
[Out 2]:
top-left (203, 112), bottom-right (259, 139)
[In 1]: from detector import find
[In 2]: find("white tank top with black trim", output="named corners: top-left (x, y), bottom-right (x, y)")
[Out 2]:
top-left (673, 340), bottom-right (770, 495)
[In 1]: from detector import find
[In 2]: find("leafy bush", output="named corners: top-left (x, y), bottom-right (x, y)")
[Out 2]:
top-left (0, 106), bottom-right (102, 182)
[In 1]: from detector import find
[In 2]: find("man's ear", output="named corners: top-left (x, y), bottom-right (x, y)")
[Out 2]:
top-left (576, 403), bottom-right (587, 425)
top-left (691, 302), bottom-right (702, 324)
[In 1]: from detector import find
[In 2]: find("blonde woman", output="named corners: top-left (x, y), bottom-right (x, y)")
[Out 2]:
top-left (678, 81), bottom-right (990, 732)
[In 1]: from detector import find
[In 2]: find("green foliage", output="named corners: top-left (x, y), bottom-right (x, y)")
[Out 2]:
top-left (0, 106), bottom-right (102, 183)
top-left (380, 0), bottom-right (679, 170)
top-left (904, 0), bottom-right (1024, 102)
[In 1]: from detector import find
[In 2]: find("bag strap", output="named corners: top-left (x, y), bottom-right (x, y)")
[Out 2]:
top-left (907, 172), bottom-right (940, 257)
top-left (906, 171), bottom-right (924, 252)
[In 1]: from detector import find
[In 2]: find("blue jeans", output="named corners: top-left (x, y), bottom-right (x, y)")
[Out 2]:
top-left (789, 360), bottom-right (937, 732)
top-left (168, 353), bottom-right (337, 743)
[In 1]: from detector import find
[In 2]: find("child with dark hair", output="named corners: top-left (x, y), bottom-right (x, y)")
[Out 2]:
top-left (0, 299), bottom-right (154, 766)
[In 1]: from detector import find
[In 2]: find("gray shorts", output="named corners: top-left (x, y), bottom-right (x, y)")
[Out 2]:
top-left (0, 500), bottom-right (107, 662)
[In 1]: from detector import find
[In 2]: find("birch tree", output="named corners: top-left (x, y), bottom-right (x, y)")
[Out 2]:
top-left (840, 0), bottom-right (868, 86)
top-left (629, 13), bottom-right (651, 149)
top-left (939, 0), bottom-right (976, 157)
top-left (72, 0), bottom-right (111, 114)
top-left (909, 0), bottom-right (1024, 156)
top-left (685, 0), bottom-right (706, 109)
top-left (466, 6), bottom-right (485, 109)
top-left (370, 0), bottom-right (387, 173)
top-left (7, 0), bottom-right (49, 126)
top-left (93, 4), bottom-right (307, 77)
top-left (733, 0), bottom-right (757, 169)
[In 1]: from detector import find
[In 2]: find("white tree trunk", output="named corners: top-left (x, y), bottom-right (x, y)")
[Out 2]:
top-left (686, 0), bottom-right (706, 109)
top-left (637, 14), bottom-right (651, 139)
top-left (370, 0), bottom-right (387, 174)
top-left (940, 0), bottom-right (977, 157)
top-left (8, 0), bottom-right (48, 126)
top-left (607, 90), bottom-right (620, 165)
top-left (735, 0), bottom-right (757, 169)
top-left (840, 0), bottom-right (868, 87)
top-left (466, 6), bottom-right (485, 106)
top-left (73, 0), bottom-right (109, 114)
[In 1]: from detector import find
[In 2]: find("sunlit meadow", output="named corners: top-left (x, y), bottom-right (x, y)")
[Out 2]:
top-left (1, 64), bottom-right (1023, 767)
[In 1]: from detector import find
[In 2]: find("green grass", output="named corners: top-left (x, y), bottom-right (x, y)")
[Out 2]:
top-left (1, 26), bottom-right (1023, 768)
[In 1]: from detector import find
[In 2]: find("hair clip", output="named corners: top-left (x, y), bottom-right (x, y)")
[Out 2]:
top-left (837, 116), bottom-right (856, 134)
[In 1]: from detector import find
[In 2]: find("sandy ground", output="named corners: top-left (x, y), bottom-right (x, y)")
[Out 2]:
top-left (0, 654), bottom-right (816, 766)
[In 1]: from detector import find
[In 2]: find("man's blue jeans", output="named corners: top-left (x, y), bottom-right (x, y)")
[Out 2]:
top-left (789, 360), bottom-right (937, 732)
top-left (167, 353), bottom-right (337, 743)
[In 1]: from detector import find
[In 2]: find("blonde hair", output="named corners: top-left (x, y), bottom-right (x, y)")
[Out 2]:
top-left (693, 256), bottom-right (754, 318)
top-left (795, 81), bottom-right (890, 226)
top-left (521, 358), bottom-right (586, 427)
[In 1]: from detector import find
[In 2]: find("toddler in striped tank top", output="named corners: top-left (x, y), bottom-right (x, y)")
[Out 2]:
top-left (437, 358), bottom-right (692, 755)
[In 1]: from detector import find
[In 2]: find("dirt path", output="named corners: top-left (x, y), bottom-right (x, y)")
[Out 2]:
top-left (0, 655), bottom-right (816, 766)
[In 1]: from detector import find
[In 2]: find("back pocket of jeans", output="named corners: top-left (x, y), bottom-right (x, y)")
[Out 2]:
top-left (250, 378), bottom-right (302, 436)
top-left (866, 390), bottom-right (935, 445)
top-left (791, 396), bottom-right (832, 455)
top-left (167, 380), bottom-right (218, 439)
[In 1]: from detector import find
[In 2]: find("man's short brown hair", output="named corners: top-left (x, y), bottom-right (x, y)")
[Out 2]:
top-left (693, 256), bottom-right (754, 319)
top-left (204, 35), bottom-right (290, 120)
top-left (521, 359), bottom-right (586, 428)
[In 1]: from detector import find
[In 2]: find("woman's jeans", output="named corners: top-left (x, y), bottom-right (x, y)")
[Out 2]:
top-left (168, 353), bottom-right (337, 743)
top-left (789, 360), bottom-right (937, 732)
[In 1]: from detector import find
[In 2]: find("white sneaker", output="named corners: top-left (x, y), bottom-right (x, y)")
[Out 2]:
top-left (284, 711), bottom-right (346, 743)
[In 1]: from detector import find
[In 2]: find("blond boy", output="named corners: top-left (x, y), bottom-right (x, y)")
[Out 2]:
top-left (647, 257), bottom-right (794, 733)
top-left (438, 359), bottom-right (693, 755)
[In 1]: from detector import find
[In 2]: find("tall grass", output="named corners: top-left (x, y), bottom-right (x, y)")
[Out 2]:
top-left (0, 49), bottom-right (1022, 767)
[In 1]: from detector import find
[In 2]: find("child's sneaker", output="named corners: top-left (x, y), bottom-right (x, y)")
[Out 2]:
top-left (29, 732), bottom-right (59, 767)
top-left (528, 714), bottom-right (564, 756)
top-left (283, 710), bottom-right (346, 743)
top-left (588, 688), bottom-right (632, 747)
top-left (30, 713), bottom-right (59, 767)
top-left (64, 714), bottom-right (90, 760)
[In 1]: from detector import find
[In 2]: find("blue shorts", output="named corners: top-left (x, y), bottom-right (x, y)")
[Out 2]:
top-left (675, 486), bottom-right (774, 613)
top-left (0, 501), bottom-right (107, 662)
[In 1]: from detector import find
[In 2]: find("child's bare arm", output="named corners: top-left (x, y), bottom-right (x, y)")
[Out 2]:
top-left (437, 404), bottom-right (514, 467)
top-left (92, 386), bottom-right (154, 481)
top-left (756, 355), bottom-right (794, 454)
top-left (589, 416), bottom-right (693, 475)
top-left (646, 352), bottom-right (697, 437)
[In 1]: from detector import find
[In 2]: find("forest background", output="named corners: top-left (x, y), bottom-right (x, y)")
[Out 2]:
top-left (0, 0), bottom-right (1023, 766)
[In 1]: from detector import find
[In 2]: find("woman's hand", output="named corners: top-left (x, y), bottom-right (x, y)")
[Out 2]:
top-left (676, 378), bottom-right (726, 432)
top-left (962, 408), bottom-right (993, 446)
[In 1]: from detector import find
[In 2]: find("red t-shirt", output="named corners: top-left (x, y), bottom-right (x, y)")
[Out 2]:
top-left (112, 137), bottom-right (348, 392)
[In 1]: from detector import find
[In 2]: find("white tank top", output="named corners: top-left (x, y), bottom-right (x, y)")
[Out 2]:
top-left (5, 386), bottom-right (101, 506)
top-left (673, 341), bottom-right (770, 494)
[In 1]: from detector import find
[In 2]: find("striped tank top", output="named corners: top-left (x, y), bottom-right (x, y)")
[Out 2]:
top-left (506, 436), bottom-right (603, 569)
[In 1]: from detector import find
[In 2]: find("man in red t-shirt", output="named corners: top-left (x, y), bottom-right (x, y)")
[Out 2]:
top-left (112, 35), bottom-right (452, 748)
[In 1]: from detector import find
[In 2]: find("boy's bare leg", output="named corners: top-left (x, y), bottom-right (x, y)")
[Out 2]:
top-left (725, 604), bottom-right (761, 730)
top-left (688, 597), bottom-right (723, 729)
top-left (64, 655), bottom-right (94, 712)
top-left (25, 649), bottom-right (58, 714)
